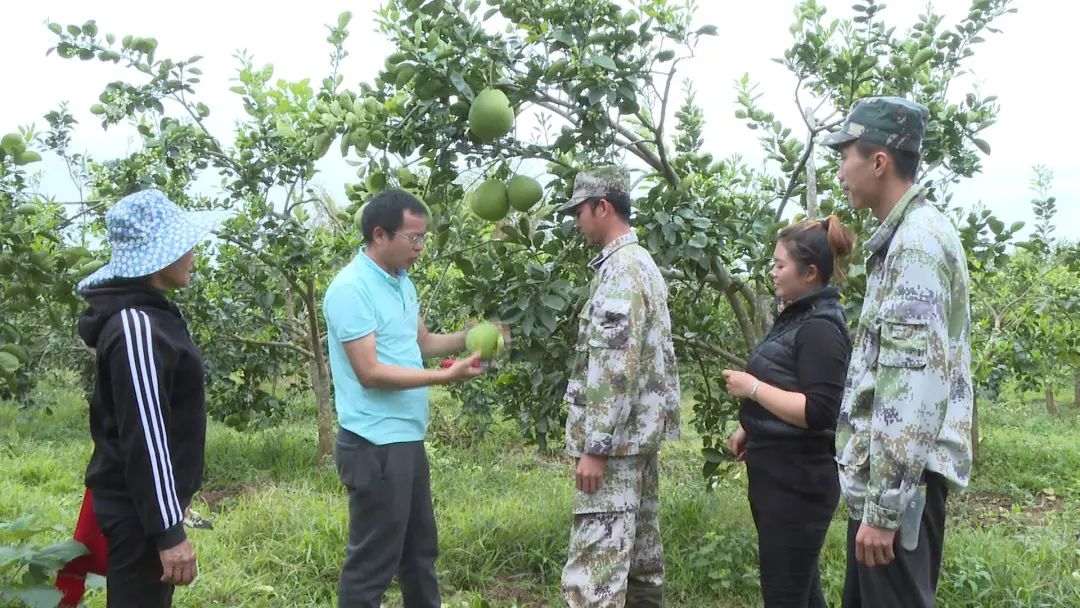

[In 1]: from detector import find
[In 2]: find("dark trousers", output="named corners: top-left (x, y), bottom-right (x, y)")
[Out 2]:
top-left (335, 428), bottom-right (440, 608)
top-left (746, 442), bottom-right (840, 608)
top-left (94, 509), bottom-right (173, 608)
top-left (842, 472), bottom-right (948, 608)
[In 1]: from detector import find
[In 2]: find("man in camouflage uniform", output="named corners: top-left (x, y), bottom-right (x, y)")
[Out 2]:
top-left (554, 166), bottom-right (681, 608)
top-left (821, 97), bottom-right (973, 607)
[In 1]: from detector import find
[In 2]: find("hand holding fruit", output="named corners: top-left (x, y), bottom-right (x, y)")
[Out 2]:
top-left (465, 321), bottom-right (508, 360)
top-left (442, 352), bottom-right (485, 381)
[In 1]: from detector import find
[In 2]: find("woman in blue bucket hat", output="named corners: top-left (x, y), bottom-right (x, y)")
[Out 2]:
top-left (73, 189), bottom-right (227, 607)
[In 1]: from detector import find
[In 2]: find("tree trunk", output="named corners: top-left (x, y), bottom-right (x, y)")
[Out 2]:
top-left (1074, 367), bottom-right (1079, 408)
top-left (970, 393), bottom-right (980, 464)
top-left (1044, 386), bottom-right (1059, 416)
top-left (302, 282), bottom-right (335, 463)
top-left (309, 356), bottom-right (334, 463)
top-left (803, 115), bottom-right (819, 219)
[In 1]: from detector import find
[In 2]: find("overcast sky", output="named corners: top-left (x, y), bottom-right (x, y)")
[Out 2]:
top-left (3, 1), bottom-right (1076, 241)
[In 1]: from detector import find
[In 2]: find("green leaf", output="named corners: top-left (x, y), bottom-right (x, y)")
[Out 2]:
top-left (500, 225), bottom-right (522, 242)
top-left (702, 447), bottom-right (726, 463)
top-left (540, 294), bottom-right (564, 309)
top-left (8, 586), bottom-right (64, 608)
top-left (0, 545), bottom-right (31, 567)
top-left (0, 352), bottom-right (20, 374)
top-left (552, 29), bottom-right (574, 46)
top-left (449, 72), bottom-right (473, 100)
top-left (29, 540), bottom-right (88, 571)
top-left (454, 256), bottom-right (475, 276)
top-left (275, 117), bottom-right (296, 138)
top-left (591, 54), bottom-right (617, 71)
top-left (702, 460), bottom-right (720, 478)
top-left (537, 308), bottom-right (557, 332)
top-left (973, 138), bottom-right (991, 155)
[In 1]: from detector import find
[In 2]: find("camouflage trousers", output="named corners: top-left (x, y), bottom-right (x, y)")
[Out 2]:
top-left (561, 453), bottom-right (664, 608)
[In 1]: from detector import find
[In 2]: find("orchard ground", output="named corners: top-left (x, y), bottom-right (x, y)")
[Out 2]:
top-left (2, 371), bottom-right (1079, 607)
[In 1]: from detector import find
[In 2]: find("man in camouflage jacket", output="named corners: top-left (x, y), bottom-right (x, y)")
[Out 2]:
top-left (822, 96), bottom-right (973, 608)
top-left (555, 166), bottom-right (681, 608)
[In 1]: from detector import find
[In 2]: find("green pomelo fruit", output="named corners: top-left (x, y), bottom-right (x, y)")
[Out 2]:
top-left (1, 133), bottom-right (25, 155)
top-left (506, 175), bottom-right (543, 212)
top-left (0, 352), bottom-right (20, 374)
top-left (0, 344), bottom-right (29, 365)
top-left (470, 179), bottom-right (509, 221)
top-left (468, 88), bottom-right (514, 141)
top-left (14, 150), bottom-right (42, 165)
top-left (465, 322), bottom-right (503, 359)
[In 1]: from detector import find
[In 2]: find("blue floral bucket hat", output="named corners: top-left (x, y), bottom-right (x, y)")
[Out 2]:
top-left (77, 189), bottom-right (229, 292)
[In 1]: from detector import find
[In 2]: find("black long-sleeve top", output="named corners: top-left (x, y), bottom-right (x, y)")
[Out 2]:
top-left (739, 286), bottom-right (851, 447)
top-left (78, 281), bottom-right (207, 550)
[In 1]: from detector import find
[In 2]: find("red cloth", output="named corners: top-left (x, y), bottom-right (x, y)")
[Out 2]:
top-left (55, 488), bottom-right (109, 606)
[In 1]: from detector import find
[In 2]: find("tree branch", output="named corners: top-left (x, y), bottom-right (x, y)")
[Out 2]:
top-left (610, 120), bottom-right (666, 175)
top-left (660, 267), bottom-right (724, 288)
top-left (221, 335), bottom-right (313, 359)
top-left (56, 200), bottom-right (109, 229)
top-left (774, 141), bottom-right (814, 223)
top-left (533, 98), bottom-right (579, 126)
top-left (723, 289), bottom-right (756, 350)
top-left (673, 335), bottom-right (746, 368)
top-left (302, 277), bottom-right (325, 368)
top-left (534, 89), bottom-right (667, 177)
top-left (661, 266), bottom-right (764, 345)
top-left (501, 143), bottom-right (575, 170)
top-left (654, 58), bottom-right (683, 185)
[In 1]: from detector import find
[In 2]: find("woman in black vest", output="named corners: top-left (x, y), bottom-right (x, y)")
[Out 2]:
top-left (721, 216), bottom-right (855, 607)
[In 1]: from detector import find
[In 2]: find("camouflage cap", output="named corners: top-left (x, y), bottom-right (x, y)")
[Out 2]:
top-left (819, 96), bottom-right (930, 154)
top-left (554, 166), bottom-right (631, 213)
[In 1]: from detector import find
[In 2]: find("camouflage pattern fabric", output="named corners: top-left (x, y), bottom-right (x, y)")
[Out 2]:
top-left (554, 166), bottom-right (632, 213)
top-left (835, 185), bottom-right (974, 530)
top-left (564, 231), bottom-right (681, 457)
top-left (561, 454), bottom-right (663, 608)
top-left (820, 96), bottom-right (930, 154)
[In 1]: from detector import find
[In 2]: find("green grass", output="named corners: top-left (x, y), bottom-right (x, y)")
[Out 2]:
top-left (2, 376), bottom-right (1079, 607)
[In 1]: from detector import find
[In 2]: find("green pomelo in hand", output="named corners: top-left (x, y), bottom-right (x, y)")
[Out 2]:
top-left (465, 322), bottom-right (504, 359)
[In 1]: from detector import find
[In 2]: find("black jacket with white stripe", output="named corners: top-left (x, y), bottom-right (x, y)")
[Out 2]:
top-left (79, 280), bottom-right (206, 550)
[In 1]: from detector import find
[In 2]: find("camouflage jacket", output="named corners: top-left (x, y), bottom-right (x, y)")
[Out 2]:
top-left (836, 185), bottom-right (974, 530)
top-left (564, 232), bottom-right (681, 457)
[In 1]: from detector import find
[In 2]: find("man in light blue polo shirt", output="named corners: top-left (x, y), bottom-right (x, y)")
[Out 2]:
top-left (323, 189), bottom-right (489, 608)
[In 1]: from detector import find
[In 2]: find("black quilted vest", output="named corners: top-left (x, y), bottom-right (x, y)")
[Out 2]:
top-left (739, 286), bottom-right (850, 444)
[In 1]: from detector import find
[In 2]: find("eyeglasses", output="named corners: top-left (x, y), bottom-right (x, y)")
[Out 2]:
top-left (393, 232), bottom-right (428, 246)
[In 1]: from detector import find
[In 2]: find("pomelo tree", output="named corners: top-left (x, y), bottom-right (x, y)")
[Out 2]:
top-left (0, 116), bottom-right (105, 403)
top-left (24, 0), bottom-right (1020, 463)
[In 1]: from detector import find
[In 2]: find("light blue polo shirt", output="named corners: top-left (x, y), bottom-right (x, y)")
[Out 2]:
top-left (323, 249), bottom-right (428, 444)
